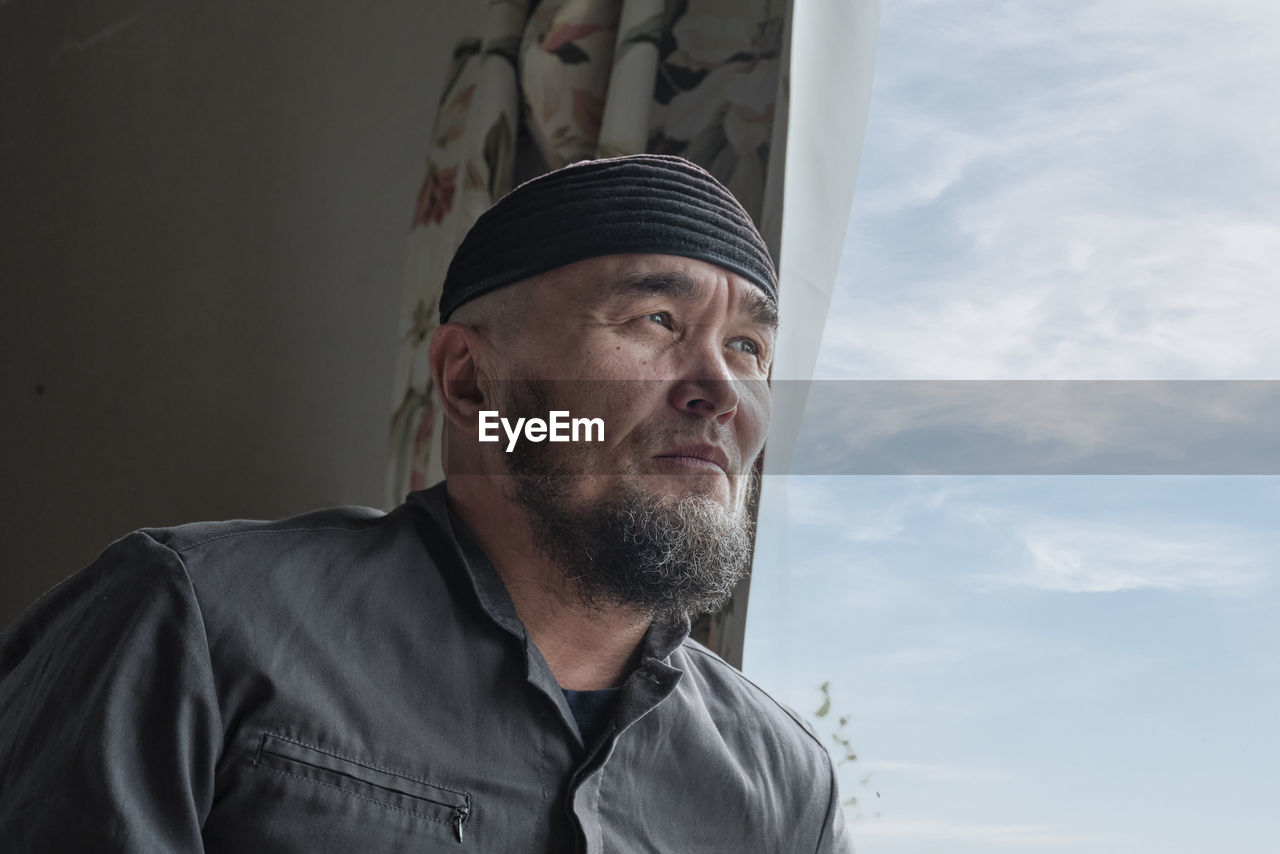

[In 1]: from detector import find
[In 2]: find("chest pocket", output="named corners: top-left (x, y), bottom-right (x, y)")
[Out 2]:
top-left (242, 733), bottom-right (473, 847)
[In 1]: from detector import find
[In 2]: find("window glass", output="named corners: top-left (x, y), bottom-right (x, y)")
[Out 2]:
top-left (744, 2), bottom-right (1280, 851)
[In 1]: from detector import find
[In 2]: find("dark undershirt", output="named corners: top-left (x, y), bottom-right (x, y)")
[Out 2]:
top-left (560, 687), bottom-right (620, 748)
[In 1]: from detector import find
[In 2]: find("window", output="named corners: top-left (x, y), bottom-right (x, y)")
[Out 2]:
top-left (745, 3), bottom-right (1280, 851)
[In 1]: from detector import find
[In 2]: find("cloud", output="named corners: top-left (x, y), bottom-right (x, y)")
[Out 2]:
top-left (865, 759), bottom-right (1011, 784)
top-left (852, 818), bottom-right (1123, 846)
top-left (863, 644), bottom-right (973, 670)
top-left (767, 478), bottom-right (1273, 596)
top-left (777, 477), bottom-right (910, 542)
top-left (786, 380), bottom-right (1280, 475)
top-left (773, 475), bottom-right (966, 540)
top-left (1005, 519), bottom-right (1264, 593)
top-left (818, 0), bottom-right (1280, 380)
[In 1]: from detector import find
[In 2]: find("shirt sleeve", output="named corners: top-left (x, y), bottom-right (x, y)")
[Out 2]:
top-left (0, 531), bottom-right (222, 851)
top-left (815, 747), bottom-right (857, 854)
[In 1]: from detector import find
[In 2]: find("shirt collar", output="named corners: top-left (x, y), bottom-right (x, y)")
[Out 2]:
top-left (406, 483), bottom-right (692, 661)
top-left (407, 483), bottom-right (527, 639)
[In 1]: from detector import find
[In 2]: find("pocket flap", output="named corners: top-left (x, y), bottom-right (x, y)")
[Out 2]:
top-left (253, 733), bottom-right (471, 836)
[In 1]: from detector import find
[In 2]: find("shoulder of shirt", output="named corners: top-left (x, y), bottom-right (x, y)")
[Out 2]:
top-left (672, 636), bottom-right (829, 756)
top-left (138, 503), bottom-right (416, 555)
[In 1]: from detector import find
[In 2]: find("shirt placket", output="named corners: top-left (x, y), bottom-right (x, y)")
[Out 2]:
top-left (563, 655), bottom-right (683, 854)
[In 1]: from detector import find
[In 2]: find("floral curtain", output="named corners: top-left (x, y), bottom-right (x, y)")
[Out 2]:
top-left (388, 0), bottom-right (792, 659)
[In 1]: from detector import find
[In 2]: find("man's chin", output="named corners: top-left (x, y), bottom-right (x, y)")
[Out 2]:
top-left (622, 471), bottom-right (743, 514)
top-left (510, 470), bottom-right (753, 620)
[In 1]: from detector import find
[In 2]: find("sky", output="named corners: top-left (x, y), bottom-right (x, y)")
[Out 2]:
top-left (743, 1), bottom-right (1280, 852)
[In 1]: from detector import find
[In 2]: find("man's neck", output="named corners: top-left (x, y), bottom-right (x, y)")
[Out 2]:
top-left (445, 478), bottom-right (652, 690)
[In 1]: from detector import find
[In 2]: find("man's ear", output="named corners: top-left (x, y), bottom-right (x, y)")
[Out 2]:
top-left (429, 323), bottom-right (489, 435)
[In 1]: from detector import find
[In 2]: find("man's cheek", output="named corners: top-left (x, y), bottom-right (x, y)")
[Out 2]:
top-left (592, 384), bottom-right (651, 434)
top-left (743, 386), bottom-right (772, 452)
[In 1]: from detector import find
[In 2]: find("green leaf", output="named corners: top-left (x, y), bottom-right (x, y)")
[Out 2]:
top-left (815, 695), bottom-right (830, 718)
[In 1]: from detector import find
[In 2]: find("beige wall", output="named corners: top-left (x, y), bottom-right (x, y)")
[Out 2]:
top-left (0, 2), bottom-right (463, 625)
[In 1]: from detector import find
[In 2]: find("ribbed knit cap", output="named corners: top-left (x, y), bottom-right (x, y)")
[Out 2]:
top-left (439, 154), bottom-right (777, 322)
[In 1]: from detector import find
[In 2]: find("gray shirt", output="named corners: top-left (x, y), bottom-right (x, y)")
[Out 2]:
top-left (0, 484), bottom-right (852, 852)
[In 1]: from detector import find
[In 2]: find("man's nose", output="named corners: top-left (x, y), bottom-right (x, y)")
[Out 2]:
top-left (668, 343), bottom-right (741, 423)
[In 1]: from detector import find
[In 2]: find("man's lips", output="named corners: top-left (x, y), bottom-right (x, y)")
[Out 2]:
top-left (652, 445), bottom-right (732, 475)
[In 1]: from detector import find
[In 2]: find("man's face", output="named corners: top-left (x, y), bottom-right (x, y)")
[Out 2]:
top-left (491, 252), bottom-right (776, 513)
top-left (477, 252), bottom-right (776, 618)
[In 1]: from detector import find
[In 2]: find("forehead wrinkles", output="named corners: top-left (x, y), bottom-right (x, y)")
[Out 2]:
top-left (606, 269), bottom-right (778, 330)
top-left (614, 270), bottom-right (699, 301)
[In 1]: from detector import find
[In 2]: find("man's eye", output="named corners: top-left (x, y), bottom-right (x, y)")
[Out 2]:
top-left (729, 338), bottom-right (760, 356)
top-left (645, 312), bottom-right (673, 328)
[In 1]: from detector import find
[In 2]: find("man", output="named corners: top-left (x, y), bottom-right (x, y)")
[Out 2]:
top-left (0, 155), bottom-right (852, 852)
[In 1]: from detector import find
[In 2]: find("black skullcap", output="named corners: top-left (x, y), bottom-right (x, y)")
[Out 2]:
top-left (439, 154), bottom-right (777, 322)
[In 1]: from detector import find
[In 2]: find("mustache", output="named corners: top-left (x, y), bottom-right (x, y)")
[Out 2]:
top-left (633, 427), bottom-right (743, 472)
top-left (494, 379), bottom-right (756, 475)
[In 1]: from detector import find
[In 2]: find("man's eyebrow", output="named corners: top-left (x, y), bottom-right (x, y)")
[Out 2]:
top-left (612, 271), bottom-right (779, 331)
top-left (742, 289), bottom-right (779, 332)
top-left (612, 271), bottom-right (700, 301)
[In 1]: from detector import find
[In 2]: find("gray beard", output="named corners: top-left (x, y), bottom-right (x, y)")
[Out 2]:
top-left (501, 382), bottom-right (754, 620)
top-left (512, 472), bottom-right (754, 621)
